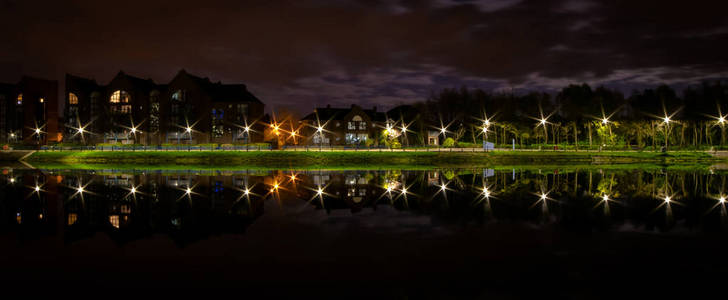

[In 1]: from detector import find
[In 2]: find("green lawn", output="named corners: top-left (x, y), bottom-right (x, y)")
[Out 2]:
top-left (20, 149), bottom-right (720, 171)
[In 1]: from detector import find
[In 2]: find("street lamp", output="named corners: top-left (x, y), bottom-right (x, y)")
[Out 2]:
top-left (33, 127), bottom-right (43, 148)
top-left (662, 116), bottom-right (671, 152)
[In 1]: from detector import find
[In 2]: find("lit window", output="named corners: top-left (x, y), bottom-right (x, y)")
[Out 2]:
top-left (172, 90), bottom-right (184, 101)
top-left (110, 90), bottom-right (130, 103)
top-left (109, 215), bottom-right (120, 228)
top-left (69, 93), bottom-right (78, 105)
top-left (67, 213), bottom-right (78, 225)
top-left (16, 94), bottom-right (22, 105)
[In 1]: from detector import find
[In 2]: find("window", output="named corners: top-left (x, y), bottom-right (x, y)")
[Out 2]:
top-left (69, 93), bottom-right (78, 104)
top-left (16, 94), bottom-right (22, 105)
top-left (236, 103), bottom-right (248, 121)
top-left (150, 91), bottom-right (160, 132)
top-left (359, 122), bottom-right (367, 130)
top-left (212, 108), bottom-right (225, 138)
top-left (110, 90), bottom-right (130, 103)
top-left (348, 122), bottom-right (355, 130)
top-left (110, 90), bottom-right (131, 114)
top-left (172, 90), bottom-right (184, 101)
top-left (90, 92), bottom-right (99, 118)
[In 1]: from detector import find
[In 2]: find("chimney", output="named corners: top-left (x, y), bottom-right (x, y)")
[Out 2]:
top-left (373, 106), bottom-right (377, 112)
top-left (326, 104), bottom-right (331, 109)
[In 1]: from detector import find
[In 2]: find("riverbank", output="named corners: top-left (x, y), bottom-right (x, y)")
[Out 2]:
top-left (9, 150), bottom-right (721, 169)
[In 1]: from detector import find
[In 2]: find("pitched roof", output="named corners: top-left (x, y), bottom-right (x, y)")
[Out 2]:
top-left (177, 70), bottom-right (262, 104)
top-left (113, 71), bottom-right (157, 90)
top-left (211, 83), bottom-right (262, 103)
top-left (66, 74), bottom-right (99, 91)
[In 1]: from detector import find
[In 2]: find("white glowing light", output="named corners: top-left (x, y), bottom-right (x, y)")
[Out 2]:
top-left (130, 187), bottom-right (136, 194)
top-left (316, 126), bottom-right (323, 133)
top-left (130, 127), bottom-right (137, 134)
top-left (185, 187), bottom-right (192, 194)
top-left (35, 128), bottom-right (41, 134)
top-left (664, 196), bottom-right (671, 203)
top-left (602, 118), bottom-right (609, 124)
top-left (720, 197), bottom-right (726, 203)
top-left (243, 188), bottom-right (250, 195)
top-left (34, 186), bottom-right (40, 192)
top-left (244, 126), bottom-right (250, 132)
top-left (602, 194), bottom-right (609, 201)
top-left (540, 119), bottom-right (547, 125)
top-left (719, 116), bottom-right (725, 124)
top-left (401, 187), bottom-right (407, 194)
top-left (78, 127), bottom-right (85, 134)
top-left (663, 116), bottom-right (671, 124)
top-left (316, 187), bottom-right (324, 195)
top-left (77, 186), bottom-right (84, 193)
top-left (185, 127), bottom-right (192, 133)
top-left (540, 193), bottom-right (548, 200)
top-left (440, 127), bottom-right (446, 134)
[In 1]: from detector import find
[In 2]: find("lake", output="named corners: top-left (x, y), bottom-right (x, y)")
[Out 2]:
top-left (1, 167), bottom-right (727, 297)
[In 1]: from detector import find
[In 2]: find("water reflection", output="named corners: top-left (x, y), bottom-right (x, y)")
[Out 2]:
top-left (2, 168), bottom-right (728, 246)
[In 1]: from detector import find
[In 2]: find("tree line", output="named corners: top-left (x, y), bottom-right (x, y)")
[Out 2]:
top-left (400, 81), bottom-right (728, 150)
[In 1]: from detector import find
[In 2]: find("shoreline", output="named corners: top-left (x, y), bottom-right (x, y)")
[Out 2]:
top-left (2, 150), bottom-right (723, 171)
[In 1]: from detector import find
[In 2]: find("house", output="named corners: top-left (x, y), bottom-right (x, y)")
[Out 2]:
top-left (1, 77), bottom-right (60, 145)
top-left (300, 104), bottom-right (386, 146)
top-left (163, 70), bottom-right (265, 144)
top-left (63, 70), bottom-right (266, 145)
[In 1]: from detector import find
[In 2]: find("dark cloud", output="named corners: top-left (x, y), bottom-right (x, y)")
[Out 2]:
top-left (1, 0), bottom-right (727, 113)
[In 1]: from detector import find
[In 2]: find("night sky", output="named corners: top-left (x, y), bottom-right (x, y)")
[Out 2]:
top-left (2, 0), bottom-right (727, 113)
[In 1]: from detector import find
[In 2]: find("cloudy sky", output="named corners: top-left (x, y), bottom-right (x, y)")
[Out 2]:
top-left (1, 0), bottom-right (727, 113)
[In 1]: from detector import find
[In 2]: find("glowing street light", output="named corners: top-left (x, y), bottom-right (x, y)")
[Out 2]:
top-left (664, 195), bottom-right (671, 203)
top-left (130, 187), bottom-right (136, 194)
top-left (720, 196), bottom-right (726, 204)
top-left (185, 126), bottom-right (192, 133)
top-left (663, 116), bottom-right (671, 124)
top-left (602, 117), bottom-right (609, 125)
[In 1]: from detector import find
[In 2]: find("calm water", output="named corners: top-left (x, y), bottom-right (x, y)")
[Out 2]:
top-left (1, 167), bottom-right (727, 296)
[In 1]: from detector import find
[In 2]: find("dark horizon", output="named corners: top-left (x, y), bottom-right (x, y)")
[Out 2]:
top-left (2, 0), bottom-right (728, 114)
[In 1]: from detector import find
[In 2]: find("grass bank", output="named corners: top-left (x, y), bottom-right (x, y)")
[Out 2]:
top-left (19, 150), bottom-right (720, 169)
